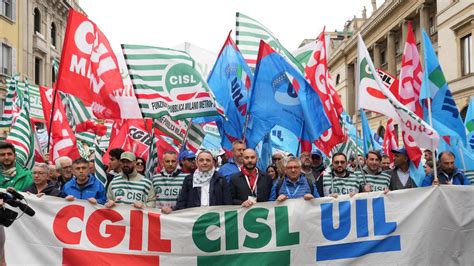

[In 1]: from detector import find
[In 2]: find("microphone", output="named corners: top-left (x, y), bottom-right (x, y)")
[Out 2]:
top-left (7, 187), bottom-right (24, 200)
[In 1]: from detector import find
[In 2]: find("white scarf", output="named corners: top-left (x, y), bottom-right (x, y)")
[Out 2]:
top-left (193, 168), bottom-right (215, 188)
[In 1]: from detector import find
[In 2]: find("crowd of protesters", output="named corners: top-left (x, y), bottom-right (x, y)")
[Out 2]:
top-left (0, 140), bottom-right (472, 215)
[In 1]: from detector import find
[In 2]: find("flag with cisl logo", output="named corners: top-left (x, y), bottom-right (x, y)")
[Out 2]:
top-left (56, 9), bottom-right (141, 120)
top-left (122, 44), bottom-right (222, 120)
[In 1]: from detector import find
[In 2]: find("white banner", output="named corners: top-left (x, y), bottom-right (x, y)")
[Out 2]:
top-left (4, 186), bottom-right (474, 265)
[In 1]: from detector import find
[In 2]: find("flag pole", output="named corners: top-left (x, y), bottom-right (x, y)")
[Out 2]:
top-left (426, 97), bottom-right (439, 183)
top-left (354, 46), bottom-right (366, 185)
top-left (179, 119), bottom-right (194, 152)
top-left (46, 85), bottom-right (59, 162)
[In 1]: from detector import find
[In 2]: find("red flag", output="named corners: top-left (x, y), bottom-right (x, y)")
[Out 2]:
top-left (56, 9), bottom-right (135, 119)
top-left (103, 120), bottom-right (151, 164)
top-left (39, 86), bottom-right (81, 161)
top-left (382, 119), bottom-right (399, 163)
top-left (305, 30), bottom-right (345, 155)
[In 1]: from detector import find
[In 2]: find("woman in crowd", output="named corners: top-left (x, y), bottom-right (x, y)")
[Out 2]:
top-left (136, 157), bottom-right (146, 175)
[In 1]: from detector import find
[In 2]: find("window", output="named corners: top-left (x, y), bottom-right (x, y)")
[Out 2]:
top-left (1, 0), bottom-right (14, 20)
top-left (34, 8), bottom-right (41, 33)
top-left (51, 64), bottom-right (56, 83)
top-left (35, 57), bottom-right (42, 85)
top-left (461, 34), bottom-right (473, 75)
top-left (1, 43), bottom-right (12, 75)
top-left (380, 50), bottom-right (386, 65)
top-left (335, 74), bottom-right (341, 85)
top-left (51, 22), bottom-right (57, 47)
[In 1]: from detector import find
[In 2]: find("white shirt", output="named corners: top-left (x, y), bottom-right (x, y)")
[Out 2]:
top-left (397, 168), bottom-right (410, 186)
top-left (200, 181), bottom-right (210, 207)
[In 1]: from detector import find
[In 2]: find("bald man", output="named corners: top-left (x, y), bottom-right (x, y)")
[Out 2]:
top-left (229, 149), bottom-right (273, 207)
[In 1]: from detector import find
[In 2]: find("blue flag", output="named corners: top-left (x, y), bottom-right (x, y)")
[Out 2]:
top-left (465, 97), bottom-right (474, 152)
top-left (256, 133), bottom-right (273, 170)
top-left (246, 41), bottom-right (330, 148)
top-left (360, 109), bottom-right (373, 154)
top-left (270, 125), bottom-right (299, 155)
top-left (420, 30), bottom-right (467, 145)
top-left (207, 33), bottom-right (253, 150)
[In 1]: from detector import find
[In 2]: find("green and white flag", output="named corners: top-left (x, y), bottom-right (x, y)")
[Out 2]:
top-left (6, 82), bottom-right (35, 169)
top-left (236, 12), bottom-right (304, 72)
top-left (0, 76), bottom-right (19, 129)
top-left (154, 115), bottom-right (205, 152)
top-left (60, 92), bottom-right (93, 127)
top-left (94, 139), bottom-right (108, 185)
top-left (292, 40), bottom-right (319, 68)
top-left (145, 131), bottom-right (158, 180)
top-left (122, 44), bottom-right (223, 120)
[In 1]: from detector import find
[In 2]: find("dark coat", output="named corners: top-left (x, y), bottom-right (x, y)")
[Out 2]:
top-left (25, 181), bottom-right (62, 197)
top-left (229, 170), bottom-right (273, 205)
top-left (174, 172), bottom-right (232, 210)
top-left (385, 167), bottom-right (417, 191)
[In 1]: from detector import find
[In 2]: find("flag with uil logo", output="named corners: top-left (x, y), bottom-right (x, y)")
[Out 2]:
top-left (122, 44), bottom-right (222, 120)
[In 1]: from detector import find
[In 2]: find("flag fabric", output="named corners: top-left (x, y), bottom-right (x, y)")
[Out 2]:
top-left (398, 23), bottom-right (424, 166)
top-left (256, 132), bottom-right (272, 170)
top-left (399, 22), bottom-right (423, 118)
top-left (59, 92), bottom-right (93, 127)
top-left (0, 76), bottom-right (19, 129)
top-left (360, 109), bottom-right (374, 154)
top-left (39, 86), bottom-right (81, 162)
top-left (382, 119), bottom-right (399, 162)
top-left (6, 83), bottom-right (35, 169)
top-left (56, 9), bottom-right (140, 119)
top-left (185, 123), bottom-right (206, 153)
top-left (293, 40), bottom-right (319, 68)
top-left (33, 129), bottom-right (45, 163)
top-left (305, 31), bottom-right (345, 155)
top-left (235, 12), bottom-right (303, 72)
top-left (420, 30), bottom-right (467, 146)
top-left (270, 125), bottom-right (299, 155)
top-left (153, 116), bottom-right (205, 153)
top-left (207, 33), bottom-right (253, 150)
top-left (357, 34), bottom-right (439, 156)
top-left (245, 41), bottom-right (331, 148)
top-left (145, 131), bottom-right (159, 180)
top-left (465, 97), bottom-right (474, 151)
top-left (94, 139), bottom-right (108, 185)
top-left (378, 68), bottom-right (400, 99)
top-left (122, 44), bottom-right (222, 120)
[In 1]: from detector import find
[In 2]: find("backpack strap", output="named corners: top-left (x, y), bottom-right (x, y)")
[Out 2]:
top-left (275, 178), bottom-right (284, 195)
top-left (306, 177), bottom-right (314, 194)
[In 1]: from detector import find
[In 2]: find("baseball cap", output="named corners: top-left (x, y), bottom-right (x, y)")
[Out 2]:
top-left (179, 150), bottom-right (196, 161)
top-left (391, 147), bottom-right (408, 156)
top-left (120, 151), bottom-right (136, 161)
top-left (311, 149), bottom-right (323, 158)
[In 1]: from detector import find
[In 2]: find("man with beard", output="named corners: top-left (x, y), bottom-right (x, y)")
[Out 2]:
top-left (106, 152), bottom-right (155, 209)
top-left (0, 142), bottom-right (32, 191)
top-left (62, 158), bottom-right (106, 204)
top-left (229, 149), bottom-right (273, 207)
top-left (269, 157), bottom-right (320, 201)
top-left (218, 140), bottom-right (246, 182)
top-left (178, 150), bottom-right (196, 174)
top-left (386, 148), bottom-right (417, 190)
top-left (162, 150), bottom-right (232, 213)
top-left (322, 152), bottom-right (365, 197)
top-left (355, 150), bottom-right (390, 193)
top-left (421, 151), bottom-right (470, 186)
top-left (153, 151), bottom-right (188, 209)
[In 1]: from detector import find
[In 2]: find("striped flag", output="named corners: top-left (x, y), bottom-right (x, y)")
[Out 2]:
top-left (145, 131), bottom-right (159, 180)
top-left (60, 92), bottom-right (93, 127)
top-left (293, 40), bottom-right (319, 68)
top-left (122, 44), bottom-right (222, 120)
top-left (186, 123), bottom-right (206, 153)
top-left (76, 132), bottom-right (96, 147)
top-left (94, 139), bottom-right (108, 185)
top-left (154, 116), bottom-right (205, 153)
top-left (235, 12), bottom-right (303, 72)
top-left (0, 76), bottom-right (19, 129)
top-left (6, 82), bottom-right (35, 169)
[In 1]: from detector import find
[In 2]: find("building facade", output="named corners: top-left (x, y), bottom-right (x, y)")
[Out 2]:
top-left (327, 0), bottom-right (473, 136)
top-left (0, 0), bottom-right (83, 137)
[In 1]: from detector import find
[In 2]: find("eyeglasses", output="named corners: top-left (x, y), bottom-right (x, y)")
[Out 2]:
top-left (32, 172), bottom-right (47, 176)
top-left (272, 157), bottom-right (282, 161)
top-left (185, 158), bottom-right (195, 161)
top-left (333, 161), bottom-right (346, 165)
top-left (136, 162), bottom-right (144, 165)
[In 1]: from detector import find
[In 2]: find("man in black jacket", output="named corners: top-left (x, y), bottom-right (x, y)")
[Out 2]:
top-left (230, 149), bottom-right (273, 207)
top-left (162, 150), bottom-right (232, 213)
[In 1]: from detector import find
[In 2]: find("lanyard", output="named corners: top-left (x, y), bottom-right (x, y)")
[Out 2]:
top-left (244, 170), bottom-right (259, 197)
top-left (286, 183), bottom-right (301, 198)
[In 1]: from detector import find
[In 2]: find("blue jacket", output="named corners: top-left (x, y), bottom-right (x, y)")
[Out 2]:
top-left (218, 158), bottom-right (241, 183)
top-left (174, 172), bottom-right (232, 210)
top-left (422, 168), bottom-right (471, 186)
top-left (62, 175), bottom-right (107, 204)
top-left (269, 175), bottom-right (320, 201)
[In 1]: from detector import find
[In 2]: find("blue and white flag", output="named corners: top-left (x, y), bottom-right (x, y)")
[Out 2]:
top-left (245, 41), bottom-right (330, 148)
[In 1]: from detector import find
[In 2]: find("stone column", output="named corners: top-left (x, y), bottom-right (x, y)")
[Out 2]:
top-left (420, 4), bottom-right (430, 34)
top-left (346, 62), bottom-right (355, 115)
top-left (401, 19), bottom-right (409, 48)
top-left (387, 31), bottom-right (396, 75)
top-left (373, 43), bottom-right (381, 68)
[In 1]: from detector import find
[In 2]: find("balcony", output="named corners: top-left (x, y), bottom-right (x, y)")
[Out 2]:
top-left (33, 32), bottom-right (48, 54)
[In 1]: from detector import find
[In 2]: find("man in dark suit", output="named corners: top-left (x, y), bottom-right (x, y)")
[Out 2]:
top-left (230, 149), bottom-right (273, 207)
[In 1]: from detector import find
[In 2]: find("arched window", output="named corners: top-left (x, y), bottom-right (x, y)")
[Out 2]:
top-left (377, 126), bottom-right (385, 139)
top-left (460, 105), bottom-right (469, 122)
top-left (34, 8), bottom-right (41, 33)
top-left (335, 74), bottom-right (341, 85)
top-left (51, 22), bottom-right (57, 47)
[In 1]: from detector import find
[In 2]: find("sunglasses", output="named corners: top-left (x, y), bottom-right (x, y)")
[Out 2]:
top-left (333, 160), bottom-right (346, 165)
top-left (136, 162), bottom-right (144, 165)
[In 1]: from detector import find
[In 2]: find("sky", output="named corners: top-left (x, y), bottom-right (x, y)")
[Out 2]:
top-left (79, 0), bottom-right (385, 55)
